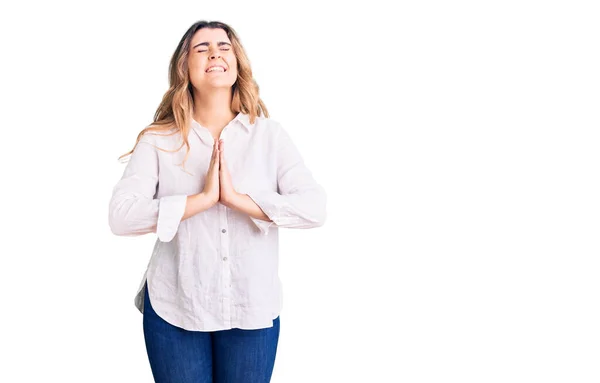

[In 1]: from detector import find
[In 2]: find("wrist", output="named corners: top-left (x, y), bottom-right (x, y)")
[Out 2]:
top-left (223, 191), bottom-right (244, 210)
top-left (197, 192), bottom-right (218, 209)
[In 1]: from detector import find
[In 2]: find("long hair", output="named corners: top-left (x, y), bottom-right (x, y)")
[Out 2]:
top-left (118, 20), bottom-right (269, 173)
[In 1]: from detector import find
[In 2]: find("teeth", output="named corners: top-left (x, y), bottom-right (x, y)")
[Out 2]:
top-left (207, 67), bottom-right (225, 72)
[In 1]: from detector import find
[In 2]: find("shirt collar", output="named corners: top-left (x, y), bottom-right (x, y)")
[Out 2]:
top-left (235, 112), bottom-right (255, 132)
top-left (192, 112), bottom-right (253, 132)
top-left (191, 112), bottom-right (254, 144)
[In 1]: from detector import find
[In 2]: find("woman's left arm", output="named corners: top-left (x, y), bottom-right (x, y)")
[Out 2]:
top-left (232, 123), bottom-right (327, 235)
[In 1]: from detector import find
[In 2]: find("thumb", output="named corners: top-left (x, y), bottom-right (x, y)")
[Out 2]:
top-left (219, 140), bottom-right (225, 164)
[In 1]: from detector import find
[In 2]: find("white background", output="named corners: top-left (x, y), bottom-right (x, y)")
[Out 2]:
top-left (1, 0), bottom-right (598, 382)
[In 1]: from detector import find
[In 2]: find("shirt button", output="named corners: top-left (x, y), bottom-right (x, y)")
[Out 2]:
top-left (223, 257), bottom-right (228, 261)
top-left (222, 229), bottom-right (227, 233)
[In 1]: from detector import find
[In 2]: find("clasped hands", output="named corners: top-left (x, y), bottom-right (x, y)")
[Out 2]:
top-left (201, 138), bottom-right (242, 209)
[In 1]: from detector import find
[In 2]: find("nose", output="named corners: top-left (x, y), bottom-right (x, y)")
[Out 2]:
top-left (209, 49), bottom-right (221, 60)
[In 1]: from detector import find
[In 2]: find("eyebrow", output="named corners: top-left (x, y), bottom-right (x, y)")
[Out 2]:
top-left (192, 41), bottom-right (232, 49)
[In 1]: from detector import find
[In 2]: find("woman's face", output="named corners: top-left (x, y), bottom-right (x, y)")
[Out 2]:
top-left (188, 28), bottom-right (238, 93)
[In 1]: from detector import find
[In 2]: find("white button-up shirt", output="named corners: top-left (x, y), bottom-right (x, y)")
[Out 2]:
top-left (108, 112), bottom-right (327, 331)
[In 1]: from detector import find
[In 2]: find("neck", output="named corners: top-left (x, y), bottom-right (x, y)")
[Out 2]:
top-left (192, 87), bottom-right (236, 131)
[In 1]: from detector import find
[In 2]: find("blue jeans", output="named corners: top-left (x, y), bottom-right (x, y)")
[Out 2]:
top-left (142, 282), bottom-right (280, 383)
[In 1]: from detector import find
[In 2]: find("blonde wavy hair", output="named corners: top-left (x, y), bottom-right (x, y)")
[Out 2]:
top-left (118, 20), bottom-right (269, 173)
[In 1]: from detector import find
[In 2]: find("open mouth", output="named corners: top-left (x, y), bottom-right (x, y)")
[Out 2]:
top-left (206, 66), bottom-right (227, 73)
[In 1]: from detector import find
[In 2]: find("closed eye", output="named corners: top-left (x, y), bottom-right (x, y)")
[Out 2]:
top-left (197, 48), bottom-right (230, 53)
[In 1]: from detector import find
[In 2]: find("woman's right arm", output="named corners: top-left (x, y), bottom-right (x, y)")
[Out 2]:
top-left (108, 136), bottom-right (214, 242)
top-left (182, 193), bottom-right (217, 220)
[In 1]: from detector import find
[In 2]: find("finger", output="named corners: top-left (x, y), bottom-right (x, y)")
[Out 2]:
top-left (211, 138), bottom-right (218, 155)
top-left (219, 146), bottom-right (225, 168)
top-left (209, 142), bottom-right (217, 165)
top-left (214, 140), bottom-right (220, 161)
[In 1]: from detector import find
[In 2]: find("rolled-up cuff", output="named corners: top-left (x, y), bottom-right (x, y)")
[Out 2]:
top-left (250, 216), bottom-right (276, 235)
top-left (246, 190), bottom-right (280, 236)
top-left (156, 195), bottom-right (188, 242)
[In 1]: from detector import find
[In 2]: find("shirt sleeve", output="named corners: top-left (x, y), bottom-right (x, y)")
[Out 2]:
top-left (245, 123), bottom-right (327, 235)
top-left (108, 135), bottom-right (188, 242)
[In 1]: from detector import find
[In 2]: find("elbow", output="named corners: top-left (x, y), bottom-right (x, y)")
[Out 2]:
top-left (108, 196), bottom-right (132, 236)
top-left (108, 213), bottom-right (155, 237)
top-left (108, 194), bottom-right (183, 239)
top-left (108, 213), bottom-right (130, 236)
top-left (108, 201), bottom-right (145, 237)
top-left (108, 199), bottom-right (132, 236)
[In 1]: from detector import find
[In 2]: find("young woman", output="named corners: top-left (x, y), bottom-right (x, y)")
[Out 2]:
top-left (108, 20), bottom-right (327, 382)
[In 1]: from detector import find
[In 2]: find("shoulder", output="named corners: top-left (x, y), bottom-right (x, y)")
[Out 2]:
top-left (138, 125), bottom-right (182, 149)
top-left (251, 115), bottom-right (285, 137)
